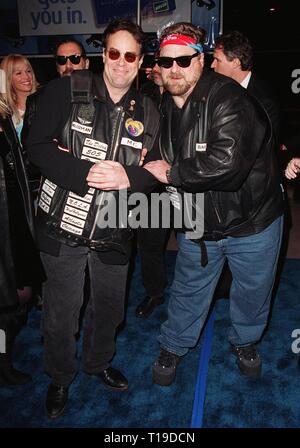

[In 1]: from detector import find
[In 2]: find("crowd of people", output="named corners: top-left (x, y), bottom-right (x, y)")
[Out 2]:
top-left (0, 18), bottom-right (298, 420)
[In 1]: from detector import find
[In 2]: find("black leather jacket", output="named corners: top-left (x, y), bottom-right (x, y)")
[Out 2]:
top-left (27, 72), bottom-right (160, 259)
top-left (0, 115), bottom-right (40, 308)
top-left (21, 87), bottom-right (45, 197)
top-left (160, 70), bottom-right (284, 240)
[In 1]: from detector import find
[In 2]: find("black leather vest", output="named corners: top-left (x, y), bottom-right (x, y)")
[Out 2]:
top-left (38, 72), bottom-right (159, 254)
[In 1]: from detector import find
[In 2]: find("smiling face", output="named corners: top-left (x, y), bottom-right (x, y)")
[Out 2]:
top-left (102, 30), bottom-right (143, 95)
top-left (159, 44), bottom-right (204, 103)
top-left (11, 60), bottom-right (33, 96)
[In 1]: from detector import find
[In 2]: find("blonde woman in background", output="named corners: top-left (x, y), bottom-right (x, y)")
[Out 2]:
top-left (0, 54), bottom-right (39, 140)
top-left (0, 60), bottom-right (43, 304)
top-left (0, 70), bottom-right (44, 385)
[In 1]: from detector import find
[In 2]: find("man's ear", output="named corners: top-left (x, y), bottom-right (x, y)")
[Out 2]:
top-left (102, 50), bottom-right (106, 65)
top-left (233, 57), bottom-right (241, 69)
top-left (85, 58), bottom-right (90, 69)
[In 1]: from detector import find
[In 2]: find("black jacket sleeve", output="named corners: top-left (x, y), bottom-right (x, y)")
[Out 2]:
top-left (26, 77), bottom-right (93, 197)
top-left (170, 83), bottom-right (268, 193)
top-left (124, 133), bottom-right (162, 194)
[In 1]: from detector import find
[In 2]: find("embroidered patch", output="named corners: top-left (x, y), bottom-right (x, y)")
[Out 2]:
top-left (196, 143), bottom-right (207, 152)
top-left (125, 118), bottom-right (144, 137)
top-left (69, 191), bottom-right (94, 203)
top-left (64, 205), bottom-right (88, 220)
top-left (60, 222), bottom-right (83, 235)
top-left (62, 213), bottom-right (85, 229)
top-left (38, 199), bottom-right (50, 213)
top-left (67, 197), bottom-right (91, 212)
top-left (44, 179), bottom-right (57, 190)
top-left (78, 116), bottom-right (92, 125)
top-left (82, 146), bottom-right (107, 162)
top-left (42, 182), bottom-right (56, 198)
top-left (40, 191), bottom-right (51, 206)
top-left (84, 138), bottom-right (108, 152)
top-left (71, 121), bottom-right (92, 135)
top-left (121, 137), bottom-right (143, 149)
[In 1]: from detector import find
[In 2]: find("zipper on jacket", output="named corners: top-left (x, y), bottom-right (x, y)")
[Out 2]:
top-left (89, 106), bottom-right (125, 240)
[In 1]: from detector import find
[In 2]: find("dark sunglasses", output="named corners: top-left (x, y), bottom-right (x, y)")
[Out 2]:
top-left (148, 58), bottom-right (159, 69)
top-left (107, 49), bottom-right (139, 63)
top-left (157, 52), bottom-right (199, 69)
top-left (56, 54), bottom-right (83, 65)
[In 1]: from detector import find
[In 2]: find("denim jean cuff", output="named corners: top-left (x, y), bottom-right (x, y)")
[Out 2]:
top-left (159, 342), bottom-right (187, 357)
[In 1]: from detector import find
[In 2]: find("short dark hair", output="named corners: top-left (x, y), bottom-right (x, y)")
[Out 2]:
top-left (102, 18), bottom-right (144, 51)
top-left (54, 38), bottom-right (87, 59)
top-left (159, 22), bottom-right (206, 46)
top-left (215, 31), bottom-right (253, 71)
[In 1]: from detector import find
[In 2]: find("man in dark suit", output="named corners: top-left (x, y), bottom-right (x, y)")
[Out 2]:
top-left (211, 30), bottom-right (279, 136)
top-left (211, 30), bottom-right (282, 298)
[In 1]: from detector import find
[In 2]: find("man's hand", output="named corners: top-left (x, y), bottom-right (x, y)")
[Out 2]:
top-left (144, 160), bottom-right (171, 183)
top-left (140, 148), bottom-right (148, 166)
top-left (285, 158), bottom-right (300, 180)
top-left (86, 161), bottom-right (130, 190)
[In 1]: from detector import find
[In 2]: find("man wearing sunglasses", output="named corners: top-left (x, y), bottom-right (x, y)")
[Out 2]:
top-left (55, 39), bottom-right (89, 77)
top-left (27, 19), bottom-right (160, 419)
top-left (144, 22), bottom-right (284, 386)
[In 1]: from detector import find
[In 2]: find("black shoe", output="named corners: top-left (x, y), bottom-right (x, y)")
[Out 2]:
top-left (231, 344), bottom-right (262, 378)
top-left (0, 354), bottom-right (32, 385)
top-left (45, 383), bottom-right (69, 420)
top-left (152, 349), bottom-right (181, 386)
top-left (94, 367), bottom-right (128, 391)
top-left (135, 295), bottom-right (165, 318)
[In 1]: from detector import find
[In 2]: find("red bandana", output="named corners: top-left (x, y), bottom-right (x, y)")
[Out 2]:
top-left (160, 34), bottom-right (197, 48)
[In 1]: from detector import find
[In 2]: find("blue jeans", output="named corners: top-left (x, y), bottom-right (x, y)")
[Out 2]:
top-left (159, 216), bottom-right (284, 356)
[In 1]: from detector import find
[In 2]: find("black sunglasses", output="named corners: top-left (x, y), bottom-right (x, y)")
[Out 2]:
top-left (157, 52), bottom-right (199, 69)
top-left (148, 58), bottom-right (159, 69)
top-left (56, 54), bottom-right (83, 65)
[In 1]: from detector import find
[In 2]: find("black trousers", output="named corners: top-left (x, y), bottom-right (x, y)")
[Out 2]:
top-left (137, 227), bottom-right (170, 297)
top-left (41, 244), bottom-right (128, 387)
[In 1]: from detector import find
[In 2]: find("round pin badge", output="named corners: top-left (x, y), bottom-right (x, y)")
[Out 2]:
top-left (125, 118), bottom-right (144, 137)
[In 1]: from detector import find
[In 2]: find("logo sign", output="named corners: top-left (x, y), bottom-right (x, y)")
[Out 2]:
top-left (17, 0), bottom-right (188, 36)
top-left (153, 1), bottom-right (171, 13)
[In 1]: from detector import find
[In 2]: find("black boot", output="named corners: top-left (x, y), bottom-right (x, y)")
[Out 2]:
top-left (135, 295), bottom-right (165, 318)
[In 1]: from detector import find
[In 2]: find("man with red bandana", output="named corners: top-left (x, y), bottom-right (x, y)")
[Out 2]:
top-left (144, 22), bottom-right (284, 386)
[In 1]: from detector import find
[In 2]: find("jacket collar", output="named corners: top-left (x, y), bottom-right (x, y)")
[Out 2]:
top-left (93, 74), bottom-right (139, 111)
top-left (164, 69), bottom-right (214, 152)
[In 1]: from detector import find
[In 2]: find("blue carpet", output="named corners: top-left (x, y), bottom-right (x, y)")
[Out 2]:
top-left (0, 251), bottom-right (204, 428)
top-left (202, 259), bottom-right (300, 428)
top-left (3, 255), bottom-right (298, 428)
top-left (191, 311), bottom-right (215, 428)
